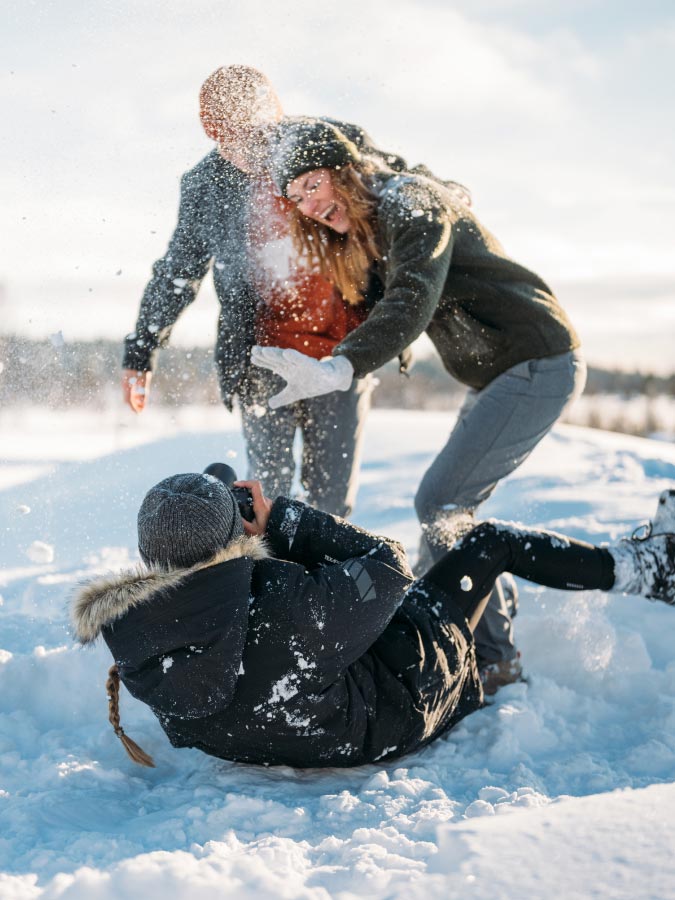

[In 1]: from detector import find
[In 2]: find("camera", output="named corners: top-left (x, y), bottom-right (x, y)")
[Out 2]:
top-left (202, 462), bottom-right (255, 522)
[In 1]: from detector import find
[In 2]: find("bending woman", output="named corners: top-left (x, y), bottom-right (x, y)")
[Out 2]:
top-left (252, 119), bottom-right (586, 676)
top-left (72, 472), bottom-right (675, 769)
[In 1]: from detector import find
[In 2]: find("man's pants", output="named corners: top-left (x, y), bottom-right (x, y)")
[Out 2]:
top-left (239, 366), bottom-right (373, 518)
top-left (415, 350), bottom-right (587, 664)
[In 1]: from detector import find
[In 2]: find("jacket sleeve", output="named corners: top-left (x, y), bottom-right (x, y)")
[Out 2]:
top-left (260, 498), bottom-right (413, 684)
top-left (333, 179), bottom-right (455, 377)
top-left (122, 171), bottom-right (213, 371)
top-left (266, 497), bottom-right (411, 574)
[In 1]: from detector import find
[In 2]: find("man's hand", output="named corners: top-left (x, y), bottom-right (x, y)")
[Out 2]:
top-left (250, 346), bottom-right (354, 409)
top-left (122, 369), bottom-right (152, 413)
top-left (234, 480), bottom-right (273, 536)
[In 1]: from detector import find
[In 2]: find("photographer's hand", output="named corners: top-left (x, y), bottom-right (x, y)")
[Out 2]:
top-left (234, 480), bottom-right (272, 536)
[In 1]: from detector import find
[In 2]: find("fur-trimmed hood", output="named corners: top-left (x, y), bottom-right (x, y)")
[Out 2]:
top-left (72, 534), bottom-right (270, 721)
top-left (72, 534), bottom-right (269, 645)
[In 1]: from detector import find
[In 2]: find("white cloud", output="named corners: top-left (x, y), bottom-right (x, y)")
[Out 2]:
top-left (1, 0), bottom-right (674, 295)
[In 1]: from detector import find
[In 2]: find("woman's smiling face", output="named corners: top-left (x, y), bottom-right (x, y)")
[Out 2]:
top-left (286, 168), bottom-right (351, 233)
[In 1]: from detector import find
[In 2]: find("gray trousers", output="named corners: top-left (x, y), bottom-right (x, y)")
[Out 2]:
top-left (415, 350), bottom-right (587, 663)
top-left (239, 366), bottom-right (373, 517)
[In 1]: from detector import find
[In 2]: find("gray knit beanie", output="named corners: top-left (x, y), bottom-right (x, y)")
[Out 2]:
top-left (271, 118), bottom-right (360, 196)
top-left (137, 473), bottom-right (244, 570)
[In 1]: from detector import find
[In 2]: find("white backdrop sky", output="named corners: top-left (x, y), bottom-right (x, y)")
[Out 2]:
top-left (2, 0), bottom-right (674, 369)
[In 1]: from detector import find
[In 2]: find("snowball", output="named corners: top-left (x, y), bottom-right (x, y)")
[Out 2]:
top-left (460, 575), bottom-right (473, 592)
top-left (464, 799), bottom-right (495, 818)
top-left (26, 541), bottom-right (54, 564)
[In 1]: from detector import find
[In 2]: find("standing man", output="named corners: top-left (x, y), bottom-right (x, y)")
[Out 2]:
top-left (122, 65), bottom-right (383, 515)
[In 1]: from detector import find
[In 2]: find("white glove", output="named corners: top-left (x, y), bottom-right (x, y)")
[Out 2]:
top-left (250, 346), bottom-right (354, 409)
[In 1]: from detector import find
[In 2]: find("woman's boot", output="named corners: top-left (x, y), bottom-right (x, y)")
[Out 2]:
top-left (609, 490), bottom-right (675, 605)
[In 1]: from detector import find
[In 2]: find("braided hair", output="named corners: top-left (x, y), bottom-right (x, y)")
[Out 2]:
top-left (106, 665), bottom-right (155, 768)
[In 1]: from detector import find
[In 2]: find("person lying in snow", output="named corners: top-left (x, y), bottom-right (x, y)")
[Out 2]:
top-left (71, 472), bottom-right (675, 769)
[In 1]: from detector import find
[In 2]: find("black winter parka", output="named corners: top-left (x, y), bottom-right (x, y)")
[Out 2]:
top-left (72, 499), bottom-right (482, 767)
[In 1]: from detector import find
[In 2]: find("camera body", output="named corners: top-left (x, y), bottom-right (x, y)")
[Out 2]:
top-left (202, 462), bottom-right (255, 522)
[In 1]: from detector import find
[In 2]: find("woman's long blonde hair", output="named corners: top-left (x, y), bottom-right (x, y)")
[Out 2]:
top-left (288, 165), bottom-right (380, 306)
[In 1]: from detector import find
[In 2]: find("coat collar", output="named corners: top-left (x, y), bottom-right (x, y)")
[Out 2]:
top-left (71, 534), bottom-right (268, 646)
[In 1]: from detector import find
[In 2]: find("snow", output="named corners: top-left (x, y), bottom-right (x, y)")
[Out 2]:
top-left (24, 541), bottom-right (55, 565)
top-left (2, 406), bottom-right (675, 898)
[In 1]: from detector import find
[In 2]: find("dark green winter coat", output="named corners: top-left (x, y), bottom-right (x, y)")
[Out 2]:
top-left (334, 173), bottom-right (580, 390)
top-left (72, 498), bottom-right (482, 768)
top-left (122, 120), bottom-right (411, 409)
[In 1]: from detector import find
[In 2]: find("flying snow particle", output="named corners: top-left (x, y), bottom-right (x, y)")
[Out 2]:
top-left (49, 331), bottom-right (65, 349)
top-left (162, 656), bottom-right (174, 673)
top-left (26, 541), bottom-right (55, 564)
top-left (16, 504), bottom-right (31, 515)
top-left (460, 575), bottom-right (473, 592)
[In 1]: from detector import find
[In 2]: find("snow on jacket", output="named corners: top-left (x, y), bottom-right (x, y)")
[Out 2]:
top-left (333, 173), bottom-right (581, 391)
top-left (122, 119), bottom-right (412, 410)
top-left (72, 498), bottom-right (482, 768)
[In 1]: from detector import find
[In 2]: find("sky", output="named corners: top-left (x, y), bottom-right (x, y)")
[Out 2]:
top-left (2, 0), bottom-right (674, 368)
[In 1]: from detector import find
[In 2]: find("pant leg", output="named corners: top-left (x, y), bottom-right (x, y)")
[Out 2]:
top-left (416, 520), bottom-right (615, 624)
top-left (238, 367), bottom-right (299, 500)
top-left (414, 350), bottom-right (586, 663)
top-left (414, 350), bottom-right (586, 525)
top-left (297, 375), bottom-right (373, 517)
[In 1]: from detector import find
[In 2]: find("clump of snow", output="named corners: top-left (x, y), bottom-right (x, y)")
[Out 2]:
top-left (460, 575), bottom-right (473, 592)
top-left (25, 540), bottom-right (54, 563)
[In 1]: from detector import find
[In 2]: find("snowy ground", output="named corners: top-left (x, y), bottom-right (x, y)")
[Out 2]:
top-left (2, 406), bottom-right (675, 899)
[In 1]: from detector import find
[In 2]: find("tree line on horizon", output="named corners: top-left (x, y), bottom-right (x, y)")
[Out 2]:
top-left (1, 335), bottom-right (674, 439)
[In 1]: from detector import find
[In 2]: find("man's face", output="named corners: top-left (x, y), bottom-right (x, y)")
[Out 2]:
top-left (200, 100), bottom-right (280, 175)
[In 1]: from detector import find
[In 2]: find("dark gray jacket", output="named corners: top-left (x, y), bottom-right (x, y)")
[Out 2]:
top-left (72, 498), bottom-right (482, 768)
top-left (334, 173), bottom-right (580, 390)
top-left (122, 120), bottom-right (410, 409)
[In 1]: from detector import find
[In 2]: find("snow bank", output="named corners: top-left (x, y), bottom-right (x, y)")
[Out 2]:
top-left (2, 408), bottom-right (675, 898)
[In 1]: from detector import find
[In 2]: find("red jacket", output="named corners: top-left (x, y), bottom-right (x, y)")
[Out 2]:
top-left (249, 181), bottom-right (365, 359)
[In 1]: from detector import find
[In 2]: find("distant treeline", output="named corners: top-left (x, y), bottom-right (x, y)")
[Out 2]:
top-left (1, 335), bottom-right (674, 438)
